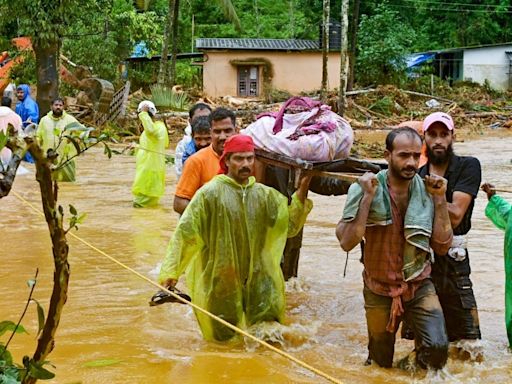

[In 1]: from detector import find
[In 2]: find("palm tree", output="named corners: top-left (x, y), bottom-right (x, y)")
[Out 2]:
top-left (158, 0), bottom-right (241, 86)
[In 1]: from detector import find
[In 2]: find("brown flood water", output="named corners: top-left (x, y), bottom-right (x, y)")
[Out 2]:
top-left (2, 132), bottom-right (512, 383)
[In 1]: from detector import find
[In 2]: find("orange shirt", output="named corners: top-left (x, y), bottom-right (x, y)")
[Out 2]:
top-left (175, 144), bottom-right (220, 200)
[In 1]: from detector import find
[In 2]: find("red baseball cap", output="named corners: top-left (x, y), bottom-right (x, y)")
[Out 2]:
top-left (423, 112), bottom-right (455, 133)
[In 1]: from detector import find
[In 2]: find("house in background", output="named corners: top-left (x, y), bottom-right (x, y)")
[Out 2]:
top-left (407, 42), bottom-right (512, 91)
top-left (195, 23), bottom-right (342, 99)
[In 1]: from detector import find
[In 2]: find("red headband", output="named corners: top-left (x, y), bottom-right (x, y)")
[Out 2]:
top-left (218, 134), bottom-right (255, 174)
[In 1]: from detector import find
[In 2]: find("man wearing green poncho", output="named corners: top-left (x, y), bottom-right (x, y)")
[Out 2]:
top-left (37, 98), bottom-right (82, 182)
top-left (132, 100), bottom-right (169, 207)
top-left (482, 182), bottom-right (512, 348)
top-left (159, 134), bottom-right (313, 341)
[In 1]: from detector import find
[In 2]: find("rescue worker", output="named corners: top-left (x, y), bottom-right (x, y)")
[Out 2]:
top-left (173, 107), bottom-right (237, 215)
top-left (159, 134), bottom-right (313, 341)
top-left (15, 84), bottom-right (39, 128)
top-left (482, 182), bottom-right (512, 348)
top-left (418, 112), bottom-right (483, 359)
top-left (132, 100), bottom-right (169, 207)
top-left (174, 103), bottom-right (212, 180)
top-left (336, 127), bottom-right (453, 370)
top-left (37, 98), bottom-right (83, 182)
top-left (15, 84), bottom-right (39, 163)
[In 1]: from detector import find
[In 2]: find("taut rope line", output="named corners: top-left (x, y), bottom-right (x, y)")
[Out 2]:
top-left (11, 190), bottom-right (343, 384)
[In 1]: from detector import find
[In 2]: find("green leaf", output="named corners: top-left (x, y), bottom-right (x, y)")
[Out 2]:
top-left (83, 359), bottom-right (122, 368)
top-left (103, 143), bottom-right (112, 159)
top-left (64, 122), bottom-right (86, 131)
top-left (31, 299), bottom-right (45, 337)
top-left (0, 321), bottom-right (27, 337)
top-left (28, 361), bottom-right (55, 380)
top-left (69, 204), bottom-right (78, 216)
top-left (0, 130), bottom-right (7, 151)
top-left (27, 279), bottom-right (36, 289)
top-left (0, 342), bottom-right (14, 366)
top-left (75, 213), bottom-right (87, 225)
top-left (0, 367), bottom-right (20, 384)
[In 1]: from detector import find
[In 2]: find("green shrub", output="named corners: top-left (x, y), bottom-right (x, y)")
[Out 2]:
top-left (150, 84), bottom-right (190, 111)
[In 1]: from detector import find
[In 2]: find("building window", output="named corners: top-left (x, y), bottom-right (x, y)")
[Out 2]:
top-left (238, 66), bottom-right (259, 97)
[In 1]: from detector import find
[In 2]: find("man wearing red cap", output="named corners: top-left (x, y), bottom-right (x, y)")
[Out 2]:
top-left (159, 134), bottom-right (313, 341)
top-left (415, 112), bottom-right (483, 358)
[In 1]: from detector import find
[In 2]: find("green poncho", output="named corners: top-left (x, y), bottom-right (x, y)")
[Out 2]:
top-left (131, 111), bottom-right (169, 207)
top-left (37, 111), bottom-right (81, 182)
top-left (485, 195), bottom-right (512, 348)
top-left (159, 174), bottom-right (313, 341)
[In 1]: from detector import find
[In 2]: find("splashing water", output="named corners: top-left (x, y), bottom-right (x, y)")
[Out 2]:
top-left (244, 321), bottom-right (321, 352)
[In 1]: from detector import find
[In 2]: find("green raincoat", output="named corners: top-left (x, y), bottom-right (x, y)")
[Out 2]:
top-left (485, 195), bottom-right (512, 347)
top-left (37, 111), bottom-right (81, 182)
top-left (132, 111), bottom-right (169, 207)
top-left (159, 174), bottom-right (313, 341)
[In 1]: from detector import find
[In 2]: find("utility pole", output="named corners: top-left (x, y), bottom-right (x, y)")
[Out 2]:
top-left (338, 0), bottom-right (349, 115)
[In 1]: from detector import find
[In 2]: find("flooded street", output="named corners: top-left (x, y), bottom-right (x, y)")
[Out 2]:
top-left (1, 133), bottom-right (512, 383)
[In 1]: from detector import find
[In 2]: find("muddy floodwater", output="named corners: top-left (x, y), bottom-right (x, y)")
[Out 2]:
top-left (2, 132), bottom-right (512, 383)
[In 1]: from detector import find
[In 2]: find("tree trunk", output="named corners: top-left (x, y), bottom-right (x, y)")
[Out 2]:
top-left (168, 0), bottom-right (180, 86)
top-left (33, 40), bottom-right (60, 118)
top-left (347, 0), bottom-right (360, 91)
top-left (158, 0), bottom-right (174, 85)
top-left (338, 0), bottom-right (349, 115)
top-left (320, 0), bottom-right (330, 102)
top-left (23, 140), bottom-right (70, 384)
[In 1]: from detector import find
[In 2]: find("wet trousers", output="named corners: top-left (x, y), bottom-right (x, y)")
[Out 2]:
top-left (364, 279), bottom-right (448, 369)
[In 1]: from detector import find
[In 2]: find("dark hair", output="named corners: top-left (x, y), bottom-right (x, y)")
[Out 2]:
top-left (191, 115), bottom-right (211, 136)
top-left (209, 107), bottom-right (236, 127)
top-left (52, 97), bottom-right (64, 105)
top-left (1, 96), bottom-right (11, 107)
top-left (385, 127), bottom-right (422, 151)
top-left (189, 102), bottom-right (212, 119)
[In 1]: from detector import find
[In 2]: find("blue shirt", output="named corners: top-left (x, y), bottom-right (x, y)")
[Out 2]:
top-left (182, 139), bottom-right (197, 165)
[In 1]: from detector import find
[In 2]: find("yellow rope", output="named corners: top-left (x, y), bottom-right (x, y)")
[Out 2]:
top-left (11, 190), bottom-right (343, 384)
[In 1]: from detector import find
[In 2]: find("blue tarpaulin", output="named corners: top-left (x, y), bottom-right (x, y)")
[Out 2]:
top-left (131, 42), bottom-right (150, 59)
top-left (405, 52), bottom-right (436, 68)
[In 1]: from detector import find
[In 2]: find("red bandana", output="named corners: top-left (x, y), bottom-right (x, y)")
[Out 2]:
top-left (218, 134), bottom-right (255, 174)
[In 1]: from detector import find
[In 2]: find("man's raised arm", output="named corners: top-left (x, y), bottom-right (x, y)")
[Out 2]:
top-left (336, 172), bottom-right (378, 252)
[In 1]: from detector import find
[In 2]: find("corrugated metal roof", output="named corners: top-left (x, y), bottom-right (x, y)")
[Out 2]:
top-left (196, 38), bottom-right (320, 51)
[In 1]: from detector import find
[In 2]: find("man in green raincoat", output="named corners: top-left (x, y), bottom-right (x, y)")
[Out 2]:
top-left (159, 134), bottom-right (313, 341)
top-left (132, 100), bottom-right (169, 207)
top-left (37, 98), bottom-right (82, 182)
top-left (482, 182), bottom-right (512, 348)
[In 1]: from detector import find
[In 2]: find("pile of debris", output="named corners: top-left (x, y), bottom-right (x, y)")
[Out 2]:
top-left (112, 81), bottom-right (512, 149)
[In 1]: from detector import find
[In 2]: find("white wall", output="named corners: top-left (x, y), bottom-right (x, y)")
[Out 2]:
top-left (463, 45), bottom-right (512, 90)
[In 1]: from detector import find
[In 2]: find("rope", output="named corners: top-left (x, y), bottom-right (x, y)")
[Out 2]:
top-left (11, 190), bottom-right (343, 384)
top-left (109, 143), bottom-right (171, 158)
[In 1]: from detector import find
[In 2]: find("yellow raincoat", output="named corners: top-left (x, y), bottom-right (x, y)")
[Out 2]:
top-left (37, 111), bottom-right (81, 182)
top-left (159, 174), bottom-right (313, 341)
top-left (132, 111), bottom-right (169, 207)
